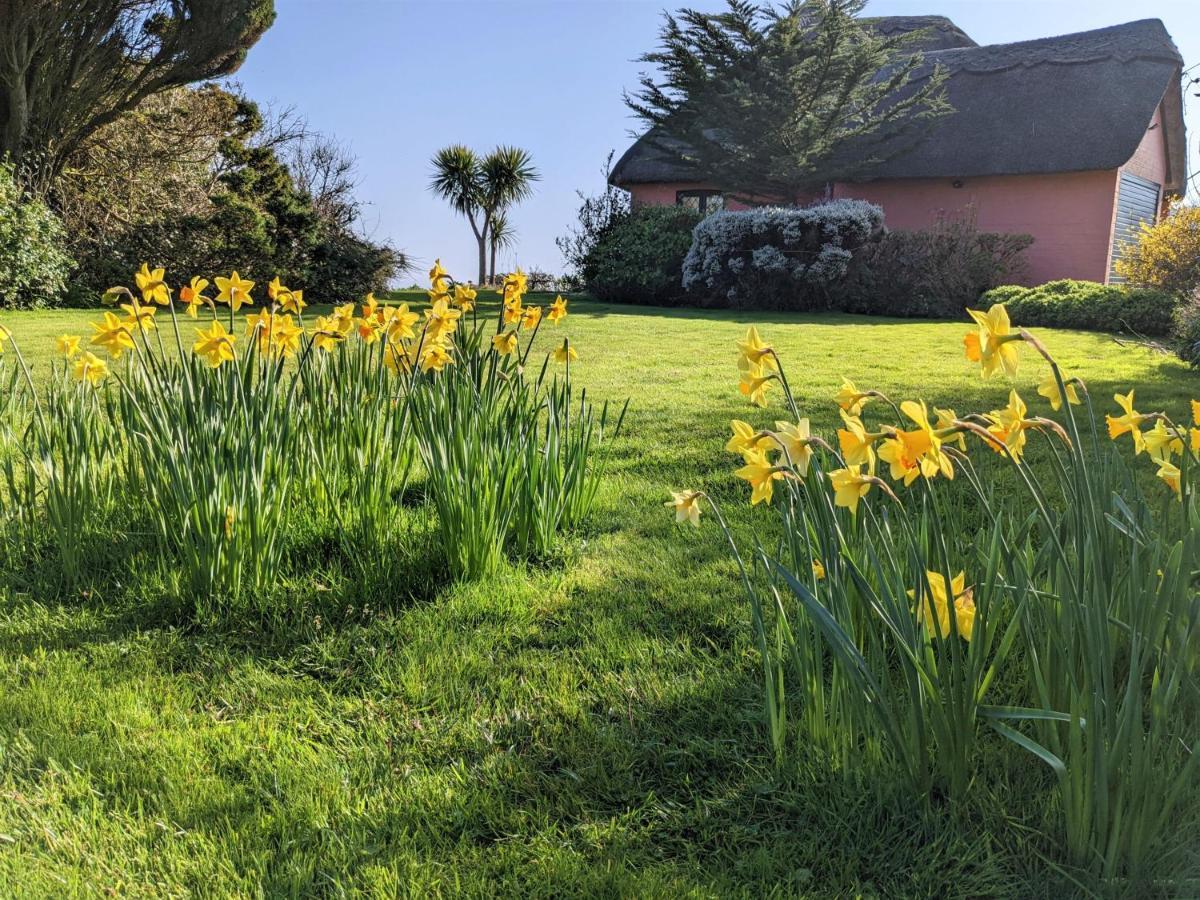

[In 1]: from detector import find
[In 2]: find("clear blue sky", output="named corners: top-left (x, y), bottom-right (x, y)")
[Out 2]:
top-left (232, 0), bottom-right (1200, 284)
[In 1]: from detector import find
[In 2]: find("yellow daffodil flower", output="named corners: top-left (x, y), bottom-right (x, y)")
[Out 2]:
top-left (420, 341), bottom-right (453, 373)
top-left (1156, 460), bottom-right (1181, 498)
top-left (452, 283), bottom-right (477, 311)
top-left (270, 315), bottom-right (303, 358)
top-left (193, 320), bottom-right (236, 368)
top-left (829, 465), bottom-right (874, 515)
top-left (1106, 390), bottom-right (1148, 454)
top-left (547, 295), bottom-right (568, 324)
top-left (56, 334), bottom-right (81, 358)
top-left (900, 399), bottom-right (954, 480)
top-left (734, 448), bottom-right (783, 505)
top-left (502, 268), bottom-right (528, 305)
top-left (355, 315), bottom-right (383, 344)
top-left (267, 276), bottom-right (285, 303)
top-left (179, 277), bottom-right (210, 318)
top-left (1192, 428), bottom-right (1200, 456)
top-left (384, 342), bottom-right (416, 376)
top-left (385, 304), bottom-right (420, 342)
top-left (503, 297), bottom-right (524, 326)
top-left (985, 390), bottom-right (1033, 462)
top-left (522, 305), bottom-right (542, 330)
top-left (837, 409), bottom-right (878, 469)
top-left (738, 369), bottom-right (772, 407)
top-left (909, 571), bottom-right (975, 641)
top-left (244, 308), bottom-right (275, 354)
top-left (72, 350), bottom-right (109, 385)
top-left (425, 298), bottom-right (462, 341)
top-left (771, 419), bottom-right (813, 476)
top-left (492, 331), bottom-right (518, 356)
top-left (215, 271), bottom-right (254, 311)
top-left (665, 490), bottom-right (703, 527)
top-left (812, 559), bottom-right (826, 581)
top-left (554, 339), bottom-right (577, 364)
top-left (736, 326), bottom-right (778, 373)
top-left (331, 302), bottom-right (356, 334)
top-left (90, 312), bottom-right (136, 359)
top-left (934, 407), bottom-right (967, 451)
top-left (965, 303), bottom-right (1021, 378)
top-left (279, 289), bottom-right (305, 315)
top-left (361, 293), bottom-right (383, 323)
top-left (726, 419), bottom-right (764, 455)
top-left (1192, 399), bottom-right (1200, 427)
top-left (429, 259), bottom-right (448, 287)
top-left (120, 300), bottom-right (157, 333)
top-left (835, 379), bottom-right (874, 416)
top-left (879, 429), bottom-right (936, 486)
top-left (1142, 420), bottom-right (1183, 463)
top-left (0, 325), bottom-right (8, 355)
top-left (1037, 370), bottom-right (1080, 411)
top-left (134, 263), bottom-right (170, 305)
top-left (311, 316), bottom-right (345, 353)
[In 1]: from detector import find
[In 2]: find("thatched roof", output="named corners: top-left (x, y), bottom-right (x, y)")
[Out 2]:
top-left (610, 18), bottom-right (1187, 193)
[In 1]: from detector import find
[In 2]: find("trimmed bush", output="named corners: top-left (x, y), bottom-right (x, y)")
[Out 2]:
top-left (681, 200), bottom-right (884, 308)
top-left (981, 279), bottom-right (1179, 337)
top-left (838, 222), bottom-right (1032, 318)
top-left (582, 205), bottom-right (699, 305)
top-left (0, 163), bottom-right (74, 309)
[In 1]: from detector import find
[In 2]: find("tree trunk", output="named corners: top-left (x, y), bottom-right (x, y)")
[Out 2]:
top-left (476, 234), bottom-right (487, 285)
top-left (489, 240), bottom-right (497, 284)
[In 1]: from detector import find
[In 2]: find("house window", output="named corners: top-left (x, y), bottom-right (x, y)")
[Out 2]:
top-left (677, 190), bottom-right (725, 215)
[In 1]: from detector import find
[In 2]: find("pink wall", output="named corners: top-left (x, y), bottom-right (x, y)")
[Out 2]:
top-left (1123, 104), bottom-right (1168, 187)
top-left (832, 171), bottom-right (1119, 285)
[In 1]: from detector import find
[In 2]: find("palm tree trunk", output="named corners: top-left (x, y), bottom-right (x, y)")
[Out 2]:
top-left (476, 235), bottom-right (487, 285)
top-left (489, 240), bottom-right (497, 284)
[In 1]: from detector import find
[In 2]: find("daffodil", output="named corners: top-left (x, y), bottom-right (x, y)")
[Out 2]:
top-left (934, 407), bottom-right (966, 451)
top-left (0, 325), bottom-right (8, 355)
top-left (452, 283), bottom-right (477, 310)
top-left (56, 334), bottom-right (81, 358)
top-left (279, 288), bottom-right (305, 315)
top-left (502, 268), bottom-right (527, 305)
top-left (179, 277), bottom-right (210, 318)
top-left (726, 419), bottom-right (764, 455)
top-left (425, 298), bottom-right (462, 341)
top-left (522, 305), bottom-right (542, 330)
top-left (361, 293), bottom-right (383, 323)
top-left (878, 429), bottom-right (936, 486)
top-left (985, 390), bottom-right (1034, 462)
top-left (736, 327), bottom-right (777, 373)
top-left (734, 448), bottom-right (783, 505)
top-left (771, 419), bottom-right (813, 476)
top-left (193, 319), bottom-right (236, 368)
top-left (120, 299), bottom-right (157, 333)
top-left (900, 399), bottom-right (954, 479)
top-left (385, 304), bottom-right (420, 342)
top-left (738, 369), bottom-right (772, 407)
top-left (215, 271), bottom-right (254, 311)
top-left (420, 341), bottom-right (454, 373)
top-left (355, 314), bottom-right (383, 344)
top-left (665, 490), bottom-right (703, 527)
top-left (909, 571), bottom-right (975, 641)
top-left (503, 297), bottom-right (524, 326)
top-left (1192, 428), bottom-right (1200, 457)
top-left (829, 465), bottom-right (874, 515)
top-left (547, 295), bottom-right (568, 324)
top-left (331, 302), bottom-right (356, 334)
top-left (1192, 400), bottom-right (1200, 428)
top-left (270, 314), bottom-right (303, 358)
top-left (72, 350), bottom-right (109, 385)
top-left (1143, 420), bottom-right (1183, 462)
top-left (90, 312), bottom-right (136, 359)
top-left (554, 339), bottom-right (577, 364)
top-left (311, 316), bottom-right (345, 353)
top-left (429, 259), bottom-right (450, 295)
top-left (384, 342), bottom-right (417, 376)
top-left (965, 304), bottom-right (1022, 378)
top-left (1037, 370), bottom-right (1080, 411)
top-left (134, 263), bottom-right (170, 305)
top-left (267, 276), bottom-right (285, 304)
top-left (837, 410), bottom-right (878, 469)
top-left (1156, 460), bottom-right (1181, 498)
top-left (244, 308), bottom-right (275, 354)
top-left (1106, 390), bottom-right (1148, 453)
top-left (492, 331), bottom-right (518, 356)
top-left (812, 559), bottom-right (826, 580)
top-left (834, 379), bottom-right (871, 416)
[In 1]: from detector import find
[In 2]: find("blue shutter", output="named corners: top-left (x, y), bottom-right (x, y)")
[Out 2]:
top-left (1109, 172), bottom-right (1160, 282)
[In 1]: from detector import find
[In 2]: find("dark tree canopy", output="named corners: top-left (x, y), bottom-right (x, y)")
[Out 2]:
top-left (626, 0), bottom-right (952, 203)
top-left (0, 0), bottom-right (275, 191)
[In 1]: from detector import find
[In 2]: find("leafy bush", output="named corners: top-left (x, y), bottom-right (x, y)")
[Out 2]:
top-left (838, 221), bottom-right (1032, 318)
top-left (681, 201), bottom-right (884, 308)
top-left (981, 280), bottom-right (1179, 336)
top-left (1114, 201), bottom-right (1200, 299)
top-left (0, 162), bottom-right (73, 309)
top-left (583, 205), bottom-right (699, 305)
top-left (1173, 301), bottom-right (1200, 368)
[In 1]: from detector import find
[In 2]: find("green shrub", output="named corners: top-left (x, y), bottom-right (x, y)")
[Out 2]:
top-left (0, 162), bottom-right (73, 309)
top-left (839, 223), bottom-right (1032, 318)
top-left (1173, 301), bottom-right (1200, 368)
top-left (981, 279), bottom-right (1179, 337)
top-left (582, 206), bottom-right (699, 305)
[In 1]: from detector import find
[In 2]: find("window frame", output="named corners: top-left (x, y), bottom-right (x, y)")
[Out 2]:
top-left (676, 189), bottom-right (725, 215)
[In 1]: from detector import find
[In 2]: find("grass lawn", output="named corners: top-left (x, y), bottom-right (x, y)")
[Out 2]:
top-left (0, 294), bottom-right (1196, 896)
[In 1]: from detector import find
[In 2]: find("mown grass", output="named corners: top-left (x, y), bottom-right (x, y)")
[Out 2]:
top-left (0, 293), bottom-right (1196, 897)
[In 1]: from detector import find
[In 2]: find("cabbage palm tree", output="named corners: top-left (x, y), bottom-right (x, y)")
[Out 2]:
top-left (488, 211), bottom-right (517, 284)
top-left (429, 144), bottom-right (538, 284)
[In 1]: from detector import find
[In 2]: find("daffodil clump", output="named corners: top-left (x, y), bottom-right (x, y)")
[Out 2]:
top-left (0, 260), bottom-right (621, 604)
top-left (668, 303), bottom-right (1200, 885)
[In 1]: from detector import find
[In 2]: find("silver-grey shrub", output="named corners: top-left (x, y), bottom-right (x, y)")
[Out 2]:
top-left (681, 200), bottom-right (883, 307)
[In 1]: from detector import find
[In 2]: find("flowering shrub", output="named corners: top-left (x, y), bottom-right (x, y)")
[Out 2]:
top-left (669, 306), bottom-right (1200, 885)
top-left (1113, 200), bottom-right (1200, 300)
top-left (681, 200), bottom-right (884, 308)
top-left (0, 162), bottom-right (74, 309)
top-left (0, 261), bottom-right (623, 611)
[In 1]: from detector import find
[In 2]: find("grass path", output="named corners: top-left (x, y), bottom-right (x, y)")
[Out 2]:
top-left (0, 296), bottom-right (1195, 896)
